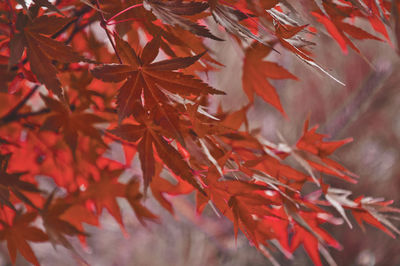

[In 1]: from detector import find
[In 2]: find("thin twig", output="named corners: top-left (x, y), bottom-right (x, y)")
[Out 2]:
top-left (65, 20), bottom-right (95, 44)
top-left (0, 85), bottom-right (40, 125)
top-left (322, 65), bottom-right (392, 138)
top-left (0, 108), bottom-right (50, 127)
top-left (16, 109), bottom-right (51, 120)
top-left (95, 0), bottom-right (122, 63)
top-left (105, 3), bottom-right (143, 25)
top-left (106, 18), bottom-right (144, 25)
top-left (103, 130), bottom-right (138, 148)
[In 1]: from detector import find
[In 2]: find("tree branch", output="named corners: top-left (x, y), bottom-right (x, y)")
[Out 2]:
top-left (0, 85), bottom-right (40, 125)
top-left (95, 0), bottom-right (122, 64)
top-left (322, 65), bottom-right (393, 138)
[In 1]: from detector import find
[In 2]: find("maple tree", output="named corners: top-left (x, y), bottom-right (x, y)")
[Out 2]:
top-left (0, 0), bottom-right (399, 265)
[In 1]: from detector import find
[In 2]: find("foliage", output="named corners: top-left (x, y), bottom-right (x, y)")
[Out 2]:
top-left (0, 0), bottom-right (399, 265)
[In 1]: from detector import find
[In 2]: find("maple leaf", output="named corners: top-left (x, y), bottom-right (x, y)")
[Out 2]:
top-left (110, 116), bottom-right (204, 194)
top-left (209, 0), bottom-right (265, 43)
top-left (0, 212), bottom-right (48, 266)
top-left (68, 70), bottom-right (104, 109)
top-left (311, 2), bottom-right (382, 54)
top-left (40, 94), bottom-right (107, 152)
top-left (245, 154), bottom-right (310, 184)
top-left (125, 179), bottom-right (159, 225)
top-left (41, 192), bottom-right (89, 249)
top-left (0, 153), bottom-right (40, 210)
top-left (348, 196), bottom-right (400, 238)
top-left (80, 168), bottom-right (126, 227)
top-left (92, 33), bottom-right (223, 122)
top-left (199, 166), bottom-right (278, 244)
top-left (360, 1), bottom-right (391, 43)
top-left (289, 211), bottom-right (341, 266)
top-left (9, 13), bottom-right (86, 98)
top-left (294, 120), bottom-right (357, 183)
top-left (92, 33), bottom-right (223, 146)
top-left (58, 203), bottom-right (99, 245)
top-left (255, 208), bottom-right (290, 254)
top-left (39, 191), bottom-right (92, 265)
top-left (150, 162), bottom-right (193, 214)
top-left (273, 20), bottom-right (308, 40)
top-left (228, 194), bottom-right (272, 245)
top-left (143, 0), bottom-right (223, 41)
top-left (243, 42), bottom-right (297, 114)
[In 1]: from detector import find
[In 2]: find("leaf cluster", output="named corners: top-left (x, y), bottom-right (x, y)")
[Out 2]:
top-left (0, 0), bottom-right (399, 265)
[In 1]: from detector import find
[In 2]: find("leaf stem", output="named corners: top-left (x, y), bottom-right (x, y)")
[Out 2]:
top-left (64, 20), bottom-right (95, 44)
top-left (52, 6), bottom-right (92, 39)
top-left (95, 0), bottom-right (122, 64)
top-left (106, 18), bottom-right (144, 25)
top-left (103, 130), bottom-right (138, 148)
top-left (105, 3), bottom-right (144, 25)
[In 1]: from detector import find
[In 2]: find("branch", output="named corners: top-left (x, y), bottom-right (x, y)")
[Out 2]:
top-left (0, 109), bottom-right (50, 127)
top-left (95, 0), bottom-right (122, 64)
top-left (103, 130), bottom-right (137, 148)
top-left (15, 109), bottom-right (50, 120)
top-left (105, 3), bottom-right (143, 25)
top-left (323, 65), bottom-right (393, 138)
top-left (0, 85), bottom-right (40, 125)
top-left (64, 20), bottom-right (95, 44)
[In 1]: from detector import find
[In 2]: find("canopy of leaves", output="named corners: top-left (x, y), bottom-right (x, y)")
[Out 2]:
top-left (0, 0), bottom-right (399, 265)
